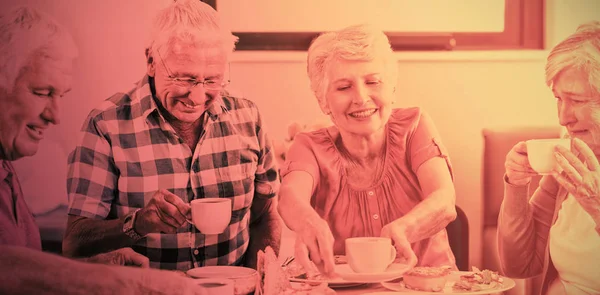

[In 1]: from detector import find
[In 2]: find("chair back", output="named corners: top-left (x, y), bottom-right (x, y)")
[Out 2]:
top-left (446, 205), bottom-right (469, 271)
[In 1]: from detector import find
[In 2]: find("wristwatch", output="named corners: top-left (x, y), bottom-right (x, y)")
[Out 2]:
top-left (123, 208), bottom-right (144, 241)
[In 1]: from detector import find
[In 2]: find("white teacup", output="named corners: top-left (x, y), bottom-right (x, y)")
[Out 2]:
top-left (526, 138), bottom-right (571, 175)
top-left (188, 198), bottom-right (232, 235)
top-left (194, 278), bottom-right (234, 295)
top-left (345, 237), bottom-right (397, 273)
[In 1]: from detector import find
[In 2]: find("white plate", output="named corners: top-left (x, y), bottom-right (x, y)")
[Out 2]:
top-left (288, 273), bottom-right (366, 288)
top-left (380, 271), bottom-right (517, 294)
top-left (336, 263), bottom-right (413, 283)
top-left (186, 265), bottom-right (256, 279)
top-left (186, 266), bottom-right (257, 295)
top-left (287, 255), bottom-right (365, 288)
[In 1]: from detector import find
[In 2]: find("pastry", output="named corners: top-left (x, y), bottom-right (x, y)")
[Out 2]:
top-left (402, 266), bottom-right (451, 292)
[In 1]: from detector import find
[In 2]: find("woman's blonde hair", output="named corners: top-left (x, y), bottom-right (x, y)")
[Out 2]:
top-left (546, 21), bottom-right (600, 93)
top-left (307, 24), bottom-right (397, 103)
top-left (0, 6), bottom-right (78, 92)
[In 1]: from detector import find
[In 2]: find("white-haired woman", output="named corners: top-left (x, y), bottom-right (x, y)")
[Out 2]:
top-left (278, 24), bottom-right (457, 275)
top-left (499, 22), bottom-right (600, 295)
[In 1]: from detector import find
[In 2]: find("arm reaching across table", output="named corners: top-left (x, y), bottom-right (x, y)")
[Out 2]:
top-left (0, 245), bottom-right (205, 295)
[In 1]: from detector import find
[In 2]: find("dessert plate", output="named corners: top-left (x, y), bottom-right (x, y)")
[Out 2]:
top-left (380, 271), bottom-right (517, 294)
top-left (335, 263), bottom-right (412, 283)
top-left (288, 255), bottom-right (365, 288)
top-left (288, 273), bottom-right (366, 288)
top-left (186, 266), bottom-right (257, 295)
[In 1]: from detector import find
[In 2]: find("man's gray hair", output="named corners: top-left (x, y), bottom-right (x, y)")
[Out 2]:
top-left (307, 24), bottom-right (398, 103)
top-left (0, 6), bottom-right (78, 92)
top-left (546, 21), bottom-right (600, 94)
top-left (147, 0), bottom-right (238, 61)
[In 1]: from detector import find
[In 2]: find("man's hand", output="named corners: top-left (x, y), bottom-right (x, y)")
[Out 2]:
top-left (135, 189), bottom-right (191, 236)
top-left (85, 247), bottom-right (149, 268)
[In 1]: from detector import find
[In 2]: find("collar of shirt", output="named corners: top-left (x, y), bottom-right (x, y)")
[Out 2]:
top-left (0, 160), bottom-right (11, 182)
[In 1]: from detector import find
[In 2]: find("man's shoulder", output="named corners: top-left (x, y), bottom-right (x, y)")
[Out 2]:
top-left (219, 95), bottom-right (263, 124)
top-left (87, 81), bottom-right (152, 123)
top-left (221, 95), bottom-right (258, 112)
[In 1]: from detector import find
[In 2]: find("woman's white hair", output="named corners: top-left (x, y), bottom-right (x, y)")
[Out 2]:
top-left (307, 24), bottom-right (398, 102)
top-left (0, 6), bottom-right (78, 92)
top-left (146, 0), bottom-right (238, 62)
top-left (546, 21), bottom-right (600, 93)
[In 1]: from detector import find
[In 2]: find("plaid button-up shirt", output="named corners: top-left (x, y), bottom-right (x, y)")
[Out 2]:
top-left (67, 76), bottom-right (280, 270)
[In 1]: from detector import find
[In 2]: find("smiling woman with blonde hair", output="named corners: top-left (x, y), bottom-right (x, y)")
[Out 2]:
top-left (499, 21), bottom-right (600, 295)
top-left (277, 24), bottom-right (458, 276)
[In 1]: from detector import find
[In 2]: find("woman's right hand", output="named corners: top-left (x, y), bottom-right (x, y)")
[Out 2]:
top-left (505, 141), bottom-right (539, 186)
top-left (294, 216), bottom-right (336, 277)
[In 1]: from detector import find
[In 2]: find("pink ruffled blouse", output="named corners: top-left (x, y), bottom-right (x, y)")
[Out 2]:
top-left (281, 108), bottom-right (456, 267)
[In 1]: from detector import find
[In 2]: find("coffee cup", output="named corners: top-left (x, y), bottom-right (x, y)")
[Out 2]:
top-left (345, 237), bottom-right (397, 273)
top-left (526, 138), bottom-right (571, 175)
top-left (187, 198), bottom-right (232, 235)
top-left (194, 278), bottom-right (234, 295)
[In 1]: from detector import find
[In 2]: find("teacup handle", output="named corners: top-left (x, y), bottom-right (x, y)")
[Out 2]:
top-left (388, 245), bottom-right (397, 265)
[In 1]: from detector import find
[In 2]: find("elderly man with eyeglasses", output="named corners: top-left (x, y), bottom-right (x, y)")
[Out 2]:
top-left (63, 0), bottom-right (281, 271)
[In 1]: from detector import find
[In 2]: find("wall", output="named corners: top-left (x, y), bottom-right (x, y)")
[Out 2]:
top-left (3, 0), bottom-right (598, 268)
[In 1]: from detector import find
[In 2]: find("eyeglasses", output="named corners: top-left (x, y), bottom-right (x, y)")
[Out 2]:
top-left (156, 48), bottom-right (230, 91)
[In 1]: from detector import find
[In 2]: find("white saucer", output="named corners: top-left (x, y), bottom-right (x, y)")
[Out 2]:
top-left (186, 265), bottom-right (256, 279)
top-left (186, 266), bottom-right (257, 295)
top-left (335, 263), bottom-right (412, 283)
top-left (289, 274), bottom-right (366, 288)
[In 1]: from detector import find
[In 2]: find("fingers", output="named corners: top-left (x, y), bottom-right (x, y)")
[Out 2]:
top-left (296, 218), bottom-right (336, 276)
top-left (137, 190), bottom-right (189, 234)
top-left (553, 171), bottom-right (578, 196)
top-left (505, 142), bottom-right (537, 183)
top-left (153, 207), bottom-right (183, 233)
top-left (386, 230), bottom-right (416, 265)
top-left (295, 240), bottom-right (320, 277)
top-left (302, 236), bottom-right (323, 269)
top-left (382, 224), bottom-right (418, 267)
top-left (513, 141), bottom-right (529, 154)
top-left (555, 145), bottom-right (587, 178)
top-left (554, 151), bottom-right (583, 184)
top-left (505, 159), bottom-right (537, 174)
top-left (317, 231), bottom-right (336, 275)
top-left (119, 248), bottom-right (150, 268)
top-left (572, 138), bottom-right (600, 172)
top-left (161, 190), bottom-right (191, 225)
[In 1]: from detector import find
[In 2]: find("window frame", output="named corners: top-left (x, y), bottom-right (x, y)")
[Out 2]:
top-left (203, 0), bottom-right (544, 51)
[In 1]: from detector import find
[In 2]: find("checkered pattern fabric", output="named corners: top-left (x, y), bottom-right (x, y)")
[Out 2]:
top-left (67, 76), bottom-right (279, 270)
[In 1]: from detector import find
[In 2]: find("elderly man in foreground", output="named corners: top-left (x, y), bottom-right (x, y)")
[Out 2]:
top-left (63, 0), bottom-right (281, 270)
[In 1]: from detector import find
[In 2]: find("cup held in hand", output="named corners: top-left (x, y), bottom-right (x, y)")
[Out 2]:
top-left (190, 198), bottom-right (232, 235)
top-left (526, 139), bottom-right (571, 175)
top-left (345, 237), bottom-right (397, 273)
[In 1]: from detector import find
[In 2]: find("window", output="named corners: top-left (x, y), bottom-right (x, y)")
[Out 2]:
top-left (203, 0), bottom-right (544, 51)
